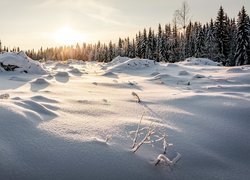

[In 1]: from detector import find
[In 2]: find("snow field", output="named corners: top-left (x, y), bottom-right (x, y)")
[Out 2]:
top-left (0, 55), bottom-right (250, 179)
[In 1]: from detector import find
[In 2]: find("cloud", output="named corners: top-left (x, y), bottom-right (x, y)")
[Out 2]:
top-left (34, 0), bottom-right (129, 26)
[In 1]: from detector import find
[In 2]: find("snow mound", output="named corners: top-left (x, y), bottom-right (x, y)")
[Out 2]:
top-left (150, 72), bottom-right (160, 76)
top-left (102, 71), bottom-right (118, 78)
top-left (108, 56), bottom-right (130, 66)
top-left (54, 62), bottom-right (69, 69)
top-left (178, 70), bottom-right (190, 76)
top-left (167, 63), bottom-right (179, 67)
top-left (68, 68), bottom-right (82, 75)
top-left (31, 95), bottom-right (59, 103)
top-left (153, 73), bottom-right (172, 80)
top-left (55, 71), bottom-right (69, 77)
top-left (193, 74), bottom-right (206, 79)
top-left (0, 51), bottom-right (46, 74)
top-left (67, 59), bottom-right (85, 65)
top-left (32, 78), bottom-right (49, 85)
top-left (14, 100), bottom-right (57, 117)
top-left (226, 67), bottom-right (246, 73)
top-left (181, 57), bottom-right (221, 66)
top-left (108, 57), bottom-right (157, 72)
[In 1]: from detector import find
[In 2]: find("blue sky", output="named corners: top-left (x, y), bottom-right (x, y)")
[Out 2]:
top-left (0, 0), bottom-right (249, 50)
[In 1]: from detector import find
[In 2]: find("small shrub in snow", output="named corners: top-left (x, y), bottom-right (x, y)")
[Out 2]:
top-left (132, 124), bottom-right (156, 153)
top-left (130, 113), bottom-right (173, 154)
top-left (129, 112), bottom-right (181, 167)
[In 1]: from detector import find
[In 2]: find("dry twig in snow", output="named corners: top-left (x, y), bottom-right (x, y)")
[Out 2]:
top-left (155, 153), bottom-right (181, 166)
top-left (132, 92), bottom-right (141, 103)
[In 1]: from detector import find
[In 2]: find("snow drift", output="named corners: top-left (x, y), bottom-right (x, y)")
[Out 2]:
top-left (0, 51), bottom-right (46, 74)
top-left (180, 57), bottom-right (221, 66)
top-left (107, 57), bottom-right (157, 72)
top-left (1, 56), bottom-right (250, 180)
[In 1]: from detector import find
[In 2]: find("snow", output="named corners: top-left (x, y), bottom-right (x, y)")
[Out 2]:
top-left (180, 57), bottom-right (221, 66)
top-left (0, 56), bottom-right (250, 179)
top-left (0, 52), bottom-right (46, 74)
top-left (107, 57), bottom-right (157, 72)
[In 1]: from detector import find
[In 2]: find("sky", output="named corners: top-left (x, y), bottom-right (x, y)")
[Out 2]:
top-left (0, 0), bottom-right (250, 50)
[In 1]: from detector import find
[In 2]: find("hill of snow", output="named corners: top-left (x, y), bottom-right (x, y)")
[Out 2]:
top-left (0, 52), bottom-right (46, 74)
top-left (106, 57), bottom-right (158, 72)
top-left (0, 56), bottom-right (250, 179)
top-left (180, 57), bottom-right (221, 66)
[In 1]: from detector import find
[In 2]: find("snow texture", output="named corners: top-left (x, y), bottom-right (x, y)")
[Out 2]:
top-left (0, 56), bottom-right (250, 180)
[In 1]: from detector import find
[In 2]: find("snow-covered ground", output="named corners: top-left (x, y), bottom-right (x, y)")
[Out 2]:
top-left (0, 54), bottom-right (250, 180)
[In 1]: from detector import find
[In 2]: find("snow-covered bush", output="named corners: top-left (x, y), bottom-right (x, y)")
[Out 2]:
top-left (0, 51), bottom-right (46, 74)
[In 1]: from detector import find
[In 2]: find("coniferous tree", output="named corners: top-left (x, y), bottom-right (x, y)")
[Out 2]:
top-left (169, 23), bottom-right (179, 62)
top-left (155, 24), bottom-right (164, 61)
top-left (195, 25), bottom-right (206, 57)
top-left (228, 18), bottom-right (237, 65)
top-left (131, 39), bottom-right (136, 58)
top-left (147, 27), bottom-right (154, 59)
top-left (0, 40), bottom-right (2, 52)
top-left (108, 41), bottom-right (114, 62)
top-left (141, 28), bottom-right (148, 59)
top-left (136, 32), bottom-right (142, 58)
top-left (163, 24), bottom-right (171, 61)
top-left (117, 38), bottom-right (123, 56)
top-left (234, 6), bottom-right (250, 65)
top-left (204, 19), bottom-right (218, 60)
top-left (215, 6), bottom-right (230, 64)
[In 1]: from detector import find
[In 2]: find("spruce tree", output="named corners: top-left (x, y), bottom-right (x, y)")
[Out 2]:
top-left (163, 24), bottom-right (171, 61)
top-left (234, 6), bottom-right (250, 65)
top-left (108, 41), bottom-right (114, 62)
top-left (215, 6), bottom-right (230, 64)
top-left (136, 32), bottom-right (142, 58)
top-left (204, 19), bottom-right (218, 60)
top-left (195, 25), bottom-right (205, 57)
top-left (141, 28), bottom-right (147, 59)
top-left (228, 18), bottom-right (237, 65)
top-left (147, 27), bottom-right (154, 60)
top-left (156, 24), bottom-right (164, 61)
top-left (117, 38), bottom-right (123, 57)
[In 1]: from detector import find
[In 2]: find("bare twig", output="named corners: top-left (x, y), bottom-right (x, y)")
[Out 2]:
top-left (132, 124), bottom-right (155, 153)
top-left (132, 112), bottom-right (145, 148)
top-left (155, 153), bottom-right (181, 166)
top-left (132, 92), bottom-right (141, 103)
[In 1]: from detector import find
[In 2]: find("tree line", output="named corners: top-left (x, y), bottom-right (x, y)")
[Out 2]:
top-left (1, 5), bottom-right (249, 66)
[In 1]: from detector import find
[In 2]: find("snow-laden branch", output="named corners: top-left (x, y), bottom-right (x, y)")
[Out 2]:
top-left (155, 153), bottom-right (182, 166)
top-left (131, 112), bottom-right (145, 148)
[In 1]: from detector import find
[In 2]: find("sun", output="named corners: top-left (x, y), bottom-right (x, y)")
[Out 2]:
top-left (54, 26), bottom-right (86, 45)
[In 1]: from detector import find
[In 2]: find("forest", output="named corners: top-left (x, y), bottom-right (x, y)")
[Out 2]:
top-left (1, 5), bottom-right (249, 66)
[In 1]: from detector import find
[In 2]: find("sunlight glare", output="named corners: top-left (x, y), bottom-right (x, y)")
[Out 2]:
top-left (54, 27), bottom-right (86, 45)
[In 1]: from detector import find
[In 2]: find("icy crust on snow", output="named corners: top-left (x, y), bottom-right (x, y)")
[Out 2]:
top-left (180, 57), bottom-right (221, 66)
top-left (0, 52), bottom-right (46, 74)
